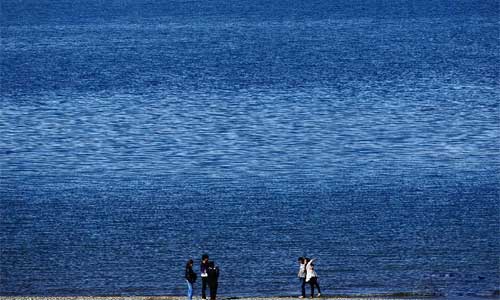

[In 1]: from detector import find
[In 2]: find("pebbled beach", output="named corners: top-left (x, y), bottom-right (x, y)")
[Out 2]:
top-left (0, 296), bottom-right (470, 300)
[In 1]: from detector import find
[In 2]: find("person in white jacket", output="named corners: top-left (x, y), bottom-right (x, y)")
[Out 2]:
top-left (305, 258), bottom-right (321, 298)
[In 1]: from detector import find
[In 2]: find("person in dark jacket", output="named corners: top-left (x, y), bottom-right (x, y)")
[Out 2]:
top-left (185, 259), bottom-right (197, 300)
top-left (200, 254), bottom-right (209, 299)
top-left (207, 261), bottom-right (220, 300)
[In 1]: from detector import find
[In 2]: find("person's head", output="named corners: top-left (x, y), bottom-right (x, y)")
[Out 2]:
top-left (186, 259), bottom-right (194, 269)
top-left (298, 257), bottom-right (304, 264)
top-left (304, 257), bottom-right (310, 264)
top-left (202, 253), bottom-right (209, 263)
top-left (208, 261), bottom-right (215, 268)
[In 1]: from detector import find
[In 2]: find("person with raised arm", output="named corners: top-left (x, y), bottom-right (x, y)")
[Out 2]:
top-left (305, 258), bottom-right (321, 298)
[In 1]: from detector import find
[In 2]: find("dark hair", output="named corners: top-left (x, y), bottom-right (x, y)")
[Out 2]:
top-left (202, 253), bottom-right (209, 260)
top-left (298, 257), bottom-right (304, 263)
top-left (186, 259), bottom-right (194, 269)
top-left (208, 261), bottom-right (215, 268)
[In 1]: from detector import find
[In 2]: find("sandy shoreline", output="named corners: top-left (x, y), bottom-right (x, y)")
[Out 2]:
top-left (0, 296), bottom-right (451, 300)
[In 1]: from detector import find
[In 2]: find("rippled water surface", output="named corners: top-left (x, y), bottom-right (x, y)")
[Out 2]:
top-left (1, 0), bottom-right (499, 298)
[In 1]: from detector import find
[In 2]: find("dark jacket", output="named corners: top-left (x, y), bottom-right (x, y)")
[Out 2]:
top-left (207, 264), bottom-right (219, 286)
top-left (185, 266), bottom-right (197, 283)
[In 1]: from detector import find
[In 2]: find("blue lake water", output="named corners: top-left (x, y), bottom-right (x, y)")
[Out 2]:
top-left (1, 0), bottom-right (499, 298)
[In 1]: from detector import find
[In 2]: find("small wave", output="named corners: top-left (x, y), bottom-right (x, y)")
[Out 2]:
top-left (468, 289), bottom-right (500, 299)
top-left (321, 291), bottom-right (444, 298)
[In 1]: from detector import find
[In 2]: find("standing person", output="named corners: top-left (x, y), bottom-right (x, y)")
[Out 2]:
top-left (207, 261), bottom-right (220, 300)
top-left (185, 259), bottom-right (197, 300)
top-left (200, 254), bottom-right (209, 300)
top-left (305, 258), bottom-right (321, 298)
top-left (297, 257), bottom-right (307, 298)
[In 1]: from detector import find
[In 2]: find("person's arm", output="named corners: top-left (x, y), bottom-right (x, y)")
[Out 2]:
top-left (190, 269), bottom-right (197, 283)
top-left (306, 258), bottom-right (316, 267)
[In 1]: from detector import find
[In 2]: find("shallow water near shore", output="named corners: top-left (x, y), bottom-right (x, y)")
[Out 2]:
top-left (1, 0), bottom-right (499, 298)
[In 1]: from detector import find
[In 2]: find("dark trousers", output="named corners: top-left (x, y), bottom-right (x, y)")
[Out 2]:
top-left (201, 277), bottom-right (208, 299)
top-left (209, 283), bottom-right (218, 300)
top-left (309, 277), bottom-right (321, 297)
top-left (300, 277), bottom-right (306, 297)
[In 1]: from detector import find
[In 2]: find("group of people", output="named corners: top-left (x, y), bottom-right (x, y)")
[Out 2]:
top-left (298, 257), bottom-right (321, 298)
top-left (185, 254), bottom-right (220, 300)
top-left (184, 255), bottom-right (321, 300)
